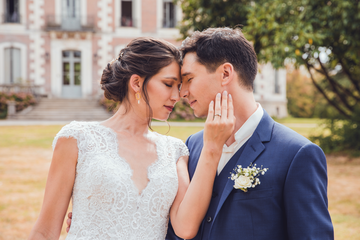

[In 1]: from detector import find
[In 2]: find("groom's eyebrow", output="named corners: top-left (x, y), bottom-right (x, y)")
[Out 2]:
top-left (181, 72), bottom-right (191, 77)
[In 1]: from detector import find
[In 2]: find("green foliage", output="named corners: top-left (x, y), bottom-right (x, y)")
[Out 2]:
top-left (310, 107), bottom-right (360, 156)
top-left (0, 92), bottom-right (36, 119)
top-left (176, 0), bottom-right (250, 38)
top-left (286, 67), bottom-right (337, 118)
top-left (287, 68), bottom-right (317, 117)
top-left (169, 99), bottom-right (196, 120)
top-left (100, 97), bottom-right (119, 113)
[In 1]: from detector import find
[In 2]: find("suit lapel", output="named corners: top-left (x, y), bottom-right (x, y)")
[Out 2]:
top-left (214, 132), bottom-right (265, 219)
top-left (213, 111), bottom-right (275, 220)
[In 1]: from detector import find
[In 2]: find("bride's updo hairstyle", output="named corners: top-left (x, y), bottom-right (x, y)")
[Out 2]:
top-left (100, 37), bottom-right (181, 121)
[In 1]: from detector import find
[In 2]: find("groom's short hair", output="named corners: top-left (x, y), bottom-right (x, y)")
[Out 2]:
top-left (180, 27), bottom-right (257, 90)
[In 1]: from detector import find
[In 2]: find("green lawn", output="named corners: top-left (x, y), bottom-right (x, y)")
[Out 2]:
top-left (0, 118), bottom-right (323, 149)
top-left (0, 125), bottom-right (63, 149)
top-left (0, 125), bottom-right (204, 149)
top-left (152, 126), bottom-right (203, 141)
top-left (274, 117), bottom-right (325, 125)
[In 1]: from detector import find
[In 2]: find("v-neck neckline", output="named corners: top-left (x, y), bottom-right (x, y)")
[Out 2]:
top-left (96, 122), bottom-right (162, 196)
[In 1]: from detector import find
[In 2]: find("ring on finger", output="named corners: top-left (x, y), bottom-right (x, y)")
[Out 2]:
top-left (214, 113), bottom-right (221, 117)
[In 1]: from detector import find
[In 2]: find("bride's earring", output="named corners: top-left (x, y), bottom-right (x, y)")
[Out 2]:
top-left (135, 92), bottom-right (141, 104)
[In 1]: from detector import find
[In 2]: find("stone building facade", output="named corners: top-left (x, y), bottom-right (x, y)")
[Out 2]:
top-left (0, 0), bottom-right (287, 117)
top-left (254, 64), bottom-right (288, 118)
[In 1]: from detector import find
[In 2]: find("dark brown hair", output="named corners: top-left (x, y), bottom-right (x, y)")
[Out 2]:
top-left (180, 27), bottom-right (258, 90)
top-left (100, 37), bottom-right (181, 124)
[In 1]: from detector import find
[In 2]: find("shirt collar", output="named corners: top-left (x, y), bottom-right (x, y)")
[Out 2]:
top-left (223, 103), bottom-right (264, 152)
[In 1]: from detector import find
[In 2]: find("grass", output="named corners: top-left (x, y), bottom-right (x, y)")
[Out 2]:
top-left (0, 119), bottom-right (359, 239)
top-left (0, 117), bottom-right (323, 148)
top-left (0, 125), bottom-right (203, 149)
top-left (152, 126), bottom-right (204, 141)
top-left (273, 116), bottom-right (325, 124)
top-left (0, 125), bottom-right (63, 148)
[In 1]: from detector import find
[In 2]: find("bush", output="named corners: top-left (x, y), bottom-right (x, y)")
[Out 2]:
top-left (0, 92), bottom-right (36, 119)
top-left (310, 107), bottom-right (360, 156)
top-left (100, 97), bottom-right (119, 113)
top-left (286, 67), bottom-right (337, 118)
top-left (169, 99), bottom-right (196, 121)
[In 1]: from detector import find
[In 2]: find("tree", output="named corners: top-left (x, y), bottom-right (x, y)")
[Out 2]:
top-left (177, 0), bottom-right (250, 37)
top-left (286, 66), bottom-right (337, 118)
top-left (286, 67), bottom-right (318, 118)
top-left (178, 0), bottom-right (360, 118)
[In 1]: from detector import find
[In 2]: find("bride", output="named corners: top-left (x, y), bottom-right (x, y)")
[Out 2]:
top-left (28, 37), bottom-right (235, 240)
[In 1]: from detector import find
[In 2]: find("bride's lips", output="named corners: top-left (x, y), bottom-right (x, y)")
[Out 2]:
top-left (190, 100), bottom-right (197, 108)
top-left (164, 105), bottom-right (174, 112)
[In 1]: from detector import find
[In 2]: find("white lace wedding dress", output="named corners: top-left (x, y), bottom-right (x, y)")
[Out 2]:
top-left (52, 121), bottom-right (189, 240)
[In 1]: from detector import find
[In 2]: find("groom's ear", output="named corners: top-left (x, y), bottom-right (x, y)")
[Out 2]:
top-left (129, 74), bottom-right (143, 93)
top-left (220, 63), bottom-right (234, 86)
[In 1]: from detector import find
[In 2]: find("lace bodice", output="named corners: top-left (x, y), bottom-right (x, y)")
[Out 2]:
top-left (52, 121), bottom-right (189, 240)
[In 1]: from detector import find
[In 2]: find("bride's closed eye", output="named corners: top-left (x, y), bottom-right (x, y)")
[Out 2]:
top-left (163, 80), bottom-right (174, 87)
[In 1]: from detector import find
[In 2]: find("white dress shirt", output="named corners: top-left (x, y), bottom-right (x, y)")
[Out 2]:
top-left (217, 103), bottom-right (264, 174)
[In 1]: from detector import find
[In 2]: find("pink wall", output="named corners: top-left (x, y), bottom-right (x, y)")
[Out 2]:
top-left (142, 0), bottom-right (157, 33)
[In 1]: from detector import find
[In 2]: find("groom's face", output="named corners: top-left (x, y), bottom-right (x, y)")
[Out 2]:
top-left (180, 52), bottom-right (222, 118)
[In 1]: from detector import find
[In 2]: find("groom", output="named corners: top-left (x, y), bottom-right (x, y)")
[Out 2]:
top-left (166, 28), bottom-right (334, 239)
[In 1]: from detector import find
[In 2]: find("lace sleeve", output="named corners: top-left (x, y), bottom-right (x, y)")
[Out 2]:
top-left (52, 121), bottom-right (82, 150)
top-left (173, 138), bottom-right (189, 162)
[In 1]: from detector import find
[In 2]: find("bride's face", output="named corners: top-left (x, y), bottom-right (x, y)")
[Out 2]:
top-left (146, 61), bottom-right (181, 121)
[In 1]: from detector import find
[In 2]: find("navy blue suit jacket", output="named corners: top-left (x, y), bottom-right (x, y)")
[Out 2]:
top-left (167, 111), bottom-right (333, 240)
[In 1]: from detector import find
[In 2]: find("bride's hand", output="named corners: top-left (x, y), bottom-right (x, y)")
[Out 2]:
top-left (203, 91), bottom-right (235, 154)
top-left (66, 212), bottom-right (72, 233)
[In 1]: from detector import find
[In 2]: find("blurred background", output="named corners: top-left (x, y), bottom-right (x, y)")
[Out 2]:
top-left (0, 0), bottom-right (359, 239)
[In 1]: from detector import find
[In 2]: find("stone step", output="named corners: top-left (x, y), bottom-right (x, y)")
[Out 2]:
top-left (16, 112), bottom-right (111, 117)
top-left (24, 108), bottom-right (110, 112)
top-left (13, 115), bottom-right (110, 121)
top-left (13, 113), bottom-right (113, 120)
top-left (31, 107), bottom-right (105, 110)
top-left (11, 98), bottom-right (114, 121)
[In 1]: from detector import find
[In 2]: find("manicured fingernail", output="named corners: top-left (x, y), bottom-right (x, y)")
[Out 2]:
top-left (216, 93), bottom-right (221, 98)
top-left (210, 100), bottom-right (214, 105)
top-left (229, 94), bottom-right (232, 99)
top-left (223, 90), bottom-right (228, 95)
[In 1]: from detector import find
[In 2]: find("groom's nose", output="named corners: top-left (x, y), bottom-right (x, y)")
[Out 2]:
top-left (180, 84), bottom-right (189, 99)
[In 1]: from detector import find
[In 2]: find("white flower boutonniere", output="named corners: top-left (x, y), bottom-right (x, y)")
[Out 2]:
top-left (230, 163), bottom-right (268, 192)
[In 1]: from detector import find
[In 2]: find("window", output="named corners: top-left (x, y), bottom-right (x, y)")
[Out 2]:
top-left (121, 0), bottom-right (133, 27)
top-left (274, 70), bottom-right (280, 94)
top-left (61, 0), bottom-right (81, 30)
top-left (163, 0), bottom-right (176, 28)
top-left (4, 47), bottom-right (21, 84)
top-left (4, 0), bottom-right (20, 23)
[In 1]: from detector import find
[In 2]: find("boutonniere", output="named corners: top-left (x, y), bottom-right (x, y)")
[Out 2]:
top-left (230, 163), bottom-right (268, 192)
